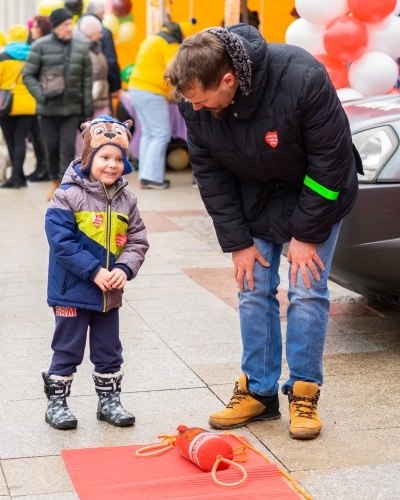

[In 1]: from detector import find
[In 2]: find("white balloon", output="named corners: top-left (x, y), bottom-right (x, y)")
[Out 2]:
top-left (295, 0), bottom-right (349, 25)
top-left (285, 18), bottom-right (325, 55)
top-left (367, 16), bottom-right (400, 60)
top-left (336, 88), bottom-right (364, 102)
top-left (348, 52), bottom-right (399, 97)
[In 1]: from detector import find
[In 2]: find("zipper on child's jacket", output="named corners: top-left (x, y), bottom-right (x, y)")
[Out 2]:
top-left (102, 183), bottom-right (125, 312)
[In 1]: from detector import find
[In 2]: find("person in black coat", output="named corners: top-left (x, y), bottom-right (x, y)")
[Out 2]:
top-left (165, 24), bottom-right (363, 440)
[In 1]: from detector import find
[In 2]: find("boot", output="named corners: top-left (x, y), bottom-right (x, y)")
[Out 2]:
top-left (46, 179), bottom-right (60, 202)
top-left (208, 373), bottom-right (280, 430)
top-left (42, 371), bottom-right (78, 430)
top-left (27, 166), bottom-right (49, 182)
top-left (287, 381), bottom-right (322, 440)
top-left (93, 371), bottom-right (135, 427)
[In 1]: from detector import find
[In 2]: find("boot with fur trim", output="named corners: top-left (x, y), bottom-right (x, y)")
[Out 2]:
top-left (93, 371), bottom-right (135, 427)
top-left (42, 371), bottom-right (78, 430)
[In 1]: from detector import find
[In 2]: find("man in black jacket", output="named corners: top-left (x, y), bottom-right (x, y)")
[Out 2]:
top-left (23, 7), bottom-right (93, 201)
top-left (165, 24), bottom-right (363, 440)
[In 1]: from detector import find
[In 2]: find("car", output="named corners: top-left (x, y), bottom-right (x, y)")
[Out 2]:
top-left (328, 95), bottom-right (400, 306)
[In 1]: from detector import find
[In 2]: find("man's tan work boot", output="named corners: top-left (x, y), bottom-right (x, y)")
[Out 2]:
top-left (46, 179), bottom-right (60, 202)
top-left (287, 381), bottom-right (322, 439)
top-left (208, 373), bottom-right (280, 430)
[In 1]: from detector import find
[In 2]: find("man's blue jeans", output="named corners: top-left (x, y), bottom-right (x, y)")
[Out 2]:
top-left (129, 89), bottom-right (171, 183)
top-left (238, 221), bottom-right (342, 396)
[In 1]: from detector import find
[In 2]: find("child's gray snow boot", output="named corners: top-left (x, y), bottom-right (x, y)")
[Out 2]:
top-left (93, 371), bottom-right (135, 427)
top-left (42, 371), bottom-right (78, 430)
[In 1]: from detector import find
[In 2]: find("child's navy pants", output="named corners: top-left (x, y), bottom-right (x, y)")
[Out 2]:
top-left (48, 307), bottom-right (123, 376)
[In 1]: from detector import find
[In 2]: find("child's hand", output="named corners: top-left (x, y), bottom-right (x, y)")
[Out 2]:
top-left (108, 268), bottom-right (128, 289)
top-left (93, 268), bottom-right (113, 292)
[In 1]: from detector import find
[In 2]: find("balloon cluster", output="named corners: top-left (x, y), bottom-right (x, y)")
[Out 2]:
top-left (103, 0), bottom-right (136, 44)
top-left (286, 0), bottom-right (400, 101)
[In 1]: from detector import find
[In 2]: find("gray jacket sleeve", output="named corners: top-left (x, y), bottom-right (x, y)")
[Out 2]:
top-left (22, 41), bottom-right (46, 104)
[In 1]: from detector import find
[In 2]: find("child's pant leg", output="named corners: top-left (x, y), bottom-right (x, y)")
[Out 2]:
top-left (88, 308), bottom-right (123, 374)
top-left (49, 307), bottom-right (91, 376)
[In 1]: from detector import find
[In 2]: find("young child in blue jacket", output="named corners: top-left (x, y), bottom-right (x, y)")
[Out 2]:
top-left (43, 115), bottom-right (149, 430)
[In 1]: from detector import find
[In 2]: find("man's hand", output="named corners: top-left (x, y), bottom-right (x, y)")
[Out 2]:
top-left (287, 237), bottom-right (325, 288)
top-left (93, 268), bottom-right (113, 292)
top-left (108, 268), bottom-right (128, 289)
top-left (232, 245), bottom-right (270, 291)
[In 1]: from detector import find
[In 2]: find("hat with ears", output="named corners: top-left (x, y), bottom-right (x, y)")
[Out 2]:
top-left (8, 25), bottom-right (29, 43)
top-left (80, 115), bottom-right (134, 176)
top-left (50, 8), bottom-right (73, 29)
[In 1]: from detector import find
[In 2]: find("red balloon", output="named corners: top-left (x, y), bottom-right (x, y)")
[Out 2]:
top-left (323, 16), bottom-right (368, 63)
top-left (112, 0), bottom-right (132, 18)
top-left (314, 54), bottom-right (348, 90)
top-left (348, 0), bottom-right (396, 24)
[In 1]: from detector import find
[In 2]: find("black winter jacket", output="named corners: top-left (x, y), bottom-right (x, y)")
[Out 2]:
top-left (179, 24), bottom-right (363, 252)
top-left (22, 33), bottom-right (93, 118)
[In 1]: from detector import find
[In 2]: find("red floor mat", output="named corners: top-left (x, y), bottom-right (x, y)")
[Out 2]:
top-left (62, 435), bottom-right (301, 499)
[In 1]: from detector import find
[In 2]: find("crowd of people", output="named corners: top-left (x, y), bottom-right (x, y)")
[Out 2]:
top-left (0, 1), bottom-right (123, 197)
top-left (0, 1), bottom-right (195, 195)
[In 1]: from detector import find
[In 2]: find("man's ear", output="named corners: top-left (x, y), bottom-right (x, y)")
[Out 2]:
top-left (80, 121), bottom-right (92, 131)
top-left (221, 72), bottom-right (236, 88)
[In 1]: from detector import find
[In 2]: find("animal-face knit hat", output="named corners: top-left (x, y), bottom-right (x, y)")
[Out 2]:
top-left (80, 115), bottom-right (134, 176)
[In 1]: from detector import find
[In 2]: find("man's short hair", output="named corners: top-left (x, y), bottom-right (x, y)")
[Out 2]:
top-left (165, 31), bottom-right (234, 100)
top-left (86, 0), bottom-right (106, 15)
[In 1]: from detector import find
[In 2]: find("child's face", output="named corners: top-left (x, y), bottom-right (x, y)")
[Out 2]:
top-left (90, 145), bottom-right (125, 186)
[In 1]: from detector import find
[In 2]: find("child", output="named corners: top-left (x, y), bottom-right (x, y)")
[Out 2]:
top-left (43, 115), bottom-right (149, 430)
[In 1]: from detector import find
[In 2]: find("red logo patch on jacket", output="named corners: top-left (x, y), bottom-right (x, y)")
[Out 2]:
top-left (116, 233), bottom-right (127, 248)
top-left (265, 131), bottom-right (278, 148)
top-left (93, 214), bottom-right (104, 227)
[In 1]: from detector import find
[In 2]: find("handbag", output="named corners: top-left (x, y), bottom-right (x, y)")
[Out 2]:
top-left (0, 67), bottom-right (23, 117)
top-left (0, 89), bottom-right (13, 117)
top-left (40, 68), bottom-right (65, 99)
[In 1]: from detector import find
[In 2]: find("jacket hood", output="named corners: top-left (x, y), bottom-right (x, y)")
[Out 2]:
top-left (5, 42), bottom-right (30, 60)
top-left (225, 23), bottom-right (268, 119)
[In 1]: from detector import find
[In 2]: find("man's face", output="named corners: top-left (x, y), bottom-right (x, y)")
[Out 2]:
top-left (53, 19), bottom-right (73, 41)
top-left (182, 74), bottom-right (238, 119)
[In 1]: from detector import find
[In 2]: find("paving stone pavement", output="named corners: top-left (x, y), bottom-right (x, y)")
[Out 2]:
top-left (0, 153), bottom-right (399, 499)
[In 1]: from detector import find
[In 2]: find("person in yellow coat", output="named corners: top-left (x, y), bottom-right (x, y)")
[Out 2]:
top-left (0, 25), bottom-right (36, 188)
top-left (128, 22), bottom-right (186, 190)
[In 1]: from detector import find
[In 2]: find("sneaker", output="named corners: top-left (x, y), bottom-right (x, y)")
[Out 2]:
top-left (208, 373), bottom-right (280, 430)
top-left (139, 179), bottom-right (170, 190)
top-left (287, 381), bottom-right (322, 440)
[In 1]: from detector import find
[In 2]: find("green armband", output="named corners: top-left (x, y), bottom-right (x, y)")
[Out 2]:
top-left (303, 175), bottom-right (339, 201)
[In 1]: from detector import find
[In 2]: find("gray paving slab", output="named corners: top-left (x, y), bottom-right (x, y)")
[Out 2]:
top-left (2, 456), bottom-right (74, 498)
top-left (131, 309), bottom-right (240, 346)
top-left (0, 465), bottom-right (7, 497)
top-left (173, 341), bottom-right (243, 365)
top-left (292, 462), bottom-right (400, 500)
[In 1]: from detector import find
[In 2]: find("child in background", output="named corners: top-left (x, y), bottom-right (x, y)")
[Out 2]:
top-left (43, 115), bottom-right (149, 430)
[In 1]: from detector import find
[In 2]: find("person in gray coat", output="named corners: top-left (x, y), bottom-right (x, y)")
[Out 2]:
top-left (23, 7), bottom-right (93, 200)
